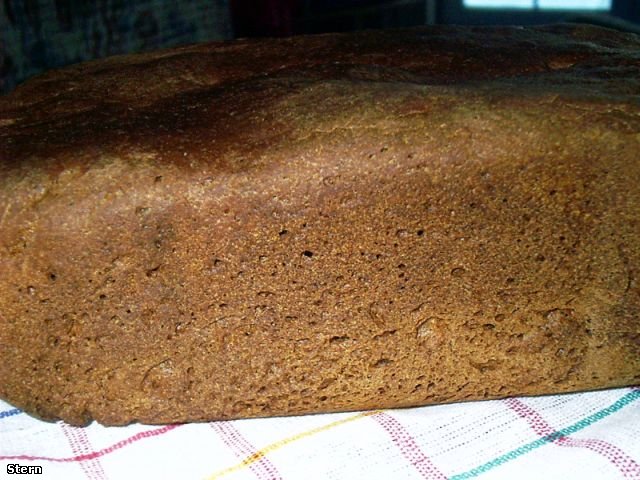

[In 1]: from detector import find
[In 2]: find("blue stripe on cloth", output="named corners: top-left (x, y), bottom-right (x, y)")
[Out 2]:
top-left (450, 389), bottom-right (640, 480)
top-left (0, 408), bottom-right (22, 419)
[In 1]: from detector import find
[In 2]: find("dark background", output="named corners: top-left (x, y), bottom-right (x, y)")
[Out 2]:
top-left (2, 0), bottom-right (639, 94)
top-left (231, 0), bottom-right (639, 37)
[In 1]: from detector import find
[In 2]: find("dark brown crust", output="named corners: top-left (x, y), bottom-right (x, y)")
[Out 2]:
top-left (0, 24), bottom-right (639, 426)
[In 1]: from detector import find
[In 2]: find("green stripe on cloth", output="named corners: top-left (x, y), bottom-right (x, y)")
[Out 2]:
top-left (450, 389), bottom-right (640, 480)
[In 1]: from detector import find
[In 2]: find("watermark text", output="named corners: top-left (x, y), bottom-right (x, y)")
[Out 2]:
top-left (7, 464), bottom-right (43, 474)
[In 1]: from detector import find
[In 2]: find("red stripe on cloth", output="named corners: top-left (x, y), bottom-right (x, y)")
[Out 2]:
top-left (211, 421), bottom-right (281, 480)
top-left (0, 424), bottom-right (181, 463)
top-left (504, 397), bottom-right (640, 478)
top-left (371, 412), bottom-right (447, 480)
top-left (62, 424), bottom-right (107, 480)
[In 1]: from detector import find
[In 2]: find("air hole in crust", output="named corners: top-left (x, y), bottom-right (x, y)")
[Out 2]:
top-left (329, 335), bottom-right (350, 344)
top-left (374, 358), bottom-right (392, 367)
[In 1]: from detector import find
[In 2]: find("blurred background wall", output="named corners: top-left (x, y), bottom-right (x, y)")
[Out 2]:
top-left (1, 0), bottom-right (639, 94)
top-left (0, 0), bottom-right (233, 93)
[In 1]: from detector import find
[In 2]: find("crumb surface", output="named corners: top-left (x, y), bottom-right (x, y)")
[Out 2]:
top-left (0, 24), bottom-right (639, 426)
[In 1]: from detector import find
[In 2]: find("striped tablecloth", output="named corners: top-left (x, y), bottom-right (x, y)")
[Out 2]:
top-left (1, 387), bottom-right (639, 479)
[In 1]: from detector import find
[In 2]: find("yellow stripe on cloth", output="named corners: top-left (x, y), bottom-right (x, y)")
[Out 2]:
top-left (206, 410), bottom-right (381, 479)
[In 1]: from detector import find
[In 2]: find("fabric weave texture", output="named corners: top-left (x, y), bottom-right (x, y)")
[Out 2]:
top-left (1, 387), bottom-right (639, 479)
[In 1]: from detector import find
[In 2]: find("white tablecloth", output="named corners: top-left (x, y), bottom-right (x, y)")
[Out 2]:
top-left (1, 387), bottom-right (639, 479)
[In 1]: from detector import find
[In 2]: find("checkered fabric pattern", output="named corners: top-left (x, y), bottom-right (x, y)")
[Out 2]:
top-left (1, 387), bottom-right (639, 479)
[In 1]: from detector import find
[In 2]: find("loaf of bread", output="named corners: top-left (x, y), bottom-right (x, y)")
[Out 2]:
top-left (1, 24), bottom-right (639, 426)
